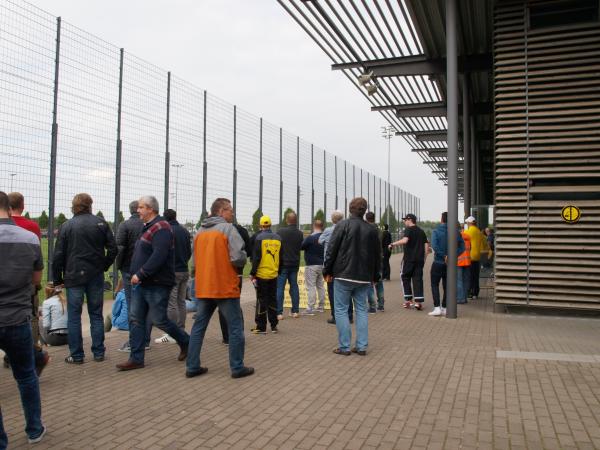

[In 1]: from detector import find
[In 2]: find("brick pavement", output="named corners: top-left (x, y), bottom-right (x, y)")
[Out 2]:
top-left (1, 254), bottom-right (599, 449)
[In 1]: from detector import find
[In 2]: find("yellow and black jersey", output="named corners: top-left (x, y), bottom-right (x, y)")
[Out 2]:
top-left (250, 229), bottom-right (282, 280)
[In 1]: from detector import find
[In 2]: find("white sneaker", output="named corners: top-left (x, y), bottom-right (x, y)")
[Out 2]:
top-left (441, 307), bottom-right (447, 316)
top-left (154, 334), bottom-right (176, 344)
top-left (428, 307), bottom-right (442, 316)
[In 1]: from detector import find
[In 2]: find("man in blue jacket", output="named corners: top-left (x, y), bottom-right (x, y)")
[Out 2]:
top-left (301, 219), bottom-right (325, 315)
top-left (429, 212), bottom-right (465, 317)
top-left (116, 196), bottom-right (190, 371)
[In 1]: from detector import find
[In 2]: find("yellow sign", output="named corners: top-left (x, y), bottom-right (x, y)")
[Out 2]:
top-left (561, 205), bottom-right (581, 224)
top-left (283, 267), bottom-right (331, 310)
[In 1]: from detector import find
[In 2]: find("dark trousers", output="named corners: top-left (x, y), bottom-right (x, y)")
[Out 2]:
top-left (327, 280), bottom-right (353, 320)
top-left (469, 261), bottom-right (480, 297)
top-left (255, 278), bottom-right (278, 331)
top-left (401, 260), bottom-right (425, 302)
top-left (382, 252), bottom-right (391, 280)
top-left (430, 262), bottom-right (447, 308)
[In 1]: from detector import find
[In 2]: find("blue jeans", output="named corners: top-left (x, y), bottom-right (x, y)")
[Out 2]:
top-left (129, 285), bottom-right (190, 364)
top-left (333, 280), bottom-right (370, 352)
top-left (457, 266), bottom-right (470, 303)
top-left (187, 298), bottom-right (245, 374)
top-left (276, 268), bottom-right (300, 314)
top-left (367, 280), bottom-right (384, 309)
top-left (0, 322), bottom-right (44, 445)
top-left (121, 271), bottom-right (152, 346)
top-left (66, 273), bottom-right (105, 360)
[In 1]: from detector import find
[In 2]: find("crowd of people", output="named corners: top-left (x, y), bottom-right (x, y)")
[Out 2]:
top-left (0, 189), bottom-right (492, 447)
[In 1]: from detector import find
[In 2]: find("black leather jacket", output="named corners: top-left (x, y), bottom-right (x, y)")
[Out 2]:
top-left (52, 213), bottom-right (117, 287)
top-left (115, 214), bottom-right (144, 272)
top-left (323, 215), bottom-right (381, 283)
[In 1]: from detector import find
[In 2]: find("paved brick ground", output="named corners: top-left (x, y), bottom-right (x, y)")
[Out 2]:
top-left (1, 254), bottom-right (599, 449)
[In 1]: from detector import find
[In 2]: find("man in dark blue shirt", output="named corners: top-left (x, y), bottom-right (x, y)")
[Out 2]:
top-left (301, 219), bottom-right (326, 315)
top-left (116, 196), bottom-right (190, 371)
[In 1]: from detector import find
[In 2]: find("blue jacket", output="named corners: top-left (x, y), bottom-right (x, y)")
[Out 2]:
top-left (301, 232), bottom-right (324, 266)
top-left (431, 223), bottom-right (465, 265)
top-left (111, 290), bottom-right (129, 330)
top-left (169, 219), bottom-right (192, 272)
top-left (130, 215), bottom-right (175, 287)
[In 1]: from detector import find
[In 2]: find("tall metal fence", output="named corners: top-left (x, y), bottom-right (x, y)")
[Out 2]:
top-left (0, 0), bottom-right (420, 256)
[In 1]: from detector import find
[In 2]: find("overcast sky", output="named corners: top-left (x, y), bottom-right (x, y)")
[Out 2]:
top-left (42, 0), bottom-right (446, 221)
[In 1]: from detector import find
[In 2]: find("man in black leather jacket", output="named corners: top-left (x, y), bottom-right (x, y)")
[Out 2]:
top-left (53, 193), bottom-right (117, 364)
top-left (323, 197), bottom-right (380, 356)
top-left (114, 201), bottom-right (145, 352)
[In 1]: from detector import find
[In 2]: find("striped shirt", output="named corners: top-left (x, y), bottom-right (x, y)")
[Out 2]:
top-left (0, 218), bottom-right (43, 327)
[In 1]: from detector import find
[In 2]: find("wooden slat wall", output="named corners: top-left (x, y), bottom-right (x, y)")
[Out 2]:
top-left (493, 0), bottom-right (600, 309)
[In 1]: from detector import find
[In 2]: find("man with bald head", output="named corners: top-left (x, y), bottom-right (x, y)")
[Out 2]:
top-left (276, 211), bottom-right (303, 319)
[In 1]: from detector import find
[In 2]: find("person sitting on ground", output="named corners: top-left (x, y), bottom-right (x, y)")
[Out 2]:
top-left (39, 283), bottom-right (68, 347)
top-left (110, 289), bottom-right (129, 331)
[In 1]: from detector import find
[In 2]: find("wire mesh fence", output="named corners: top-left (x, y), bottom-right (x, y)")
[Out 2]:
top-left (0, 0), bottom-right (421, 263)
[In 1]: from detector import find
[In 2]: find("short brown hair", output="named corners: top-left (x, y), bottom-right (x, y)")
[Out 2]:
top-left (210, 198), bottom-right (231, 216)
top-left (71, 193), bottom-right (93, 215)
top-left (348, 197), bottom-right (367, 217)
top-left (0, 191), bottom-right (9, 213)
top-left (8, 192), bottom-right (24, 211)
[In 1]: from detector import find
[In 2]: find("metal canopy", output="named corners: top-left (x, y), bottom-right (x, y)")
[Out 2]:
top-left (277, 0), bottom-right (494, 195)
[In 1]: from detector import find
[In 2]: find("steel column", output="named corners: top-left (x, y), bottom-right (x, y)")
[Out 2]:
top-left (163, 71), bottom-right (171, 210)
top-left (47, 16), bottom-right (61, 281)
top-left (323, 150), bottom-right (327, 222)
top-left (296, 136), bottom-right (300, 225)
top-left (201, 90), bottom-right (208, 217)
top-left (233, 105), bottom-right (237, 216)
top-left (259, 118), bottom-right (263, 213)
top-left (334, 155), bottom-right (338, 211)
top-left (112, 47), bottom-right (124, 292)
top-left (446, 0), bottom-right (459, 320)
top-left (279, 127), bottom-right (283, 224)
top-left (311, 144), bottom-right (314, 220)
top-left (463, 78), bottom-right (471, 219)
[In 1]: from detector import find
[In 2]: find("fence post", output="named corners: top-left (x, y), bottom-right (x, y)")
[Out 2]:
top-left (112, 47), bottom-right (124, 293)
top-left (360, 168), bottom-right (363, 197)
top-left (367, 172), bottom-right (370, 209)
top-left (163, 71), bottom-right (171, 210)
top-left (344, 160), bottom-right (348, 218)
top-left (296, 136), bottom-right (300, 225)
top-left (334, 155), bottom-right (338, 210)
top-left (323, 150), bottom-right (327, 222)
top-left (311, 144), bottom-right (314, 221)
top-left (47, 16), bottom-right (61, 282)
top-left (201, 90), bottom-right (208, 217)
top-left (279, 127), bottom-right (283, 224)
top-left (259, 118), bottom-right (263, 213)
top-left (352, 164), bottom-right (355, 198)
top-left (233, 105), bottom-right (237, 216)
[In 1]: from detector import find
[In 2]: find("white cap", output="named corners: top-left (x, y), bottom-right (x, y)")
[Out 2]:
top-left (465, 216), bottom-right (476, 223)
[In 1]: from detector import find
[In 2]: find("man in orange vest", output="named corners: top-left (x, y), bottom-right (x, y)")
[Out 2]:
top-left (457, 224), bottom-right (471, 304)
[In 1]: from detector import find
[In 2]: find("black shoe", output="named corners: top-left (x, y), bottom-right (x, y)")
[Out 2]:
top-left (231, 367), bottom-right (255, 379)
top-left (271, 326), bottom-right (278, 333)
top-left (351, 347), bottom-right (367, 356)
top-left (377, 306), bottom-right (384, 312)
top-left (368, 307), bottom-right (377, 314)
top-left (327, 317), bottom-right (336, 324)
top-left (93, 355), bottom-right (105, 362)
top-left (186, 367), bottom-right (208, 378)
top-left (250, 328), bottom-right (267, 335)
top-left (65, 356), bottom-right (84, 365)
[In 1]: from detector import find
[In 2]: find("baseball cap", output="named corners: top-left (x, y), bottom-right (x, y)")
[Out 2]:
top-left (402, 213), bottom-right (417, 222)
top-left (259, 215), bottom-right (271, 226)
top-left (465, 216), bottom-right (476, 223)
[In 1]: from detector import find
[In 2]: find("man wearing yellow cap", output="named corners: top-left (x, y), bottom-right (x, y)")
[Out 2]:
top-left (249, 216), bottom-right (282, 334)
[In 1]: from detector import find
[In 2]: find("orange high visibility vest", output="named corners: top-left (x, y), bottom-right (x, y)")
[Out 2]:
top-left (458, 231), bottom-right (471, 267)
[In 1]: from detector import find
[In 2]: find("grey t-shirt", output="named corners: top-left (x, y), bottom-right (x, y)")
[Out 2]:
top-left (0, 218), bottom-right (43, 327)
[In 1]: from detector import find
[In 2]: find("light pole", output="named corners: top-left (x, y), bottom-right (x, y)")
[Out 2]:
top-left (171, 164), bottom-right (183, 211)
top-left (9, 173), bottom-right (16, 192)
top-left (381, 126), bottom-right (394, 226)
